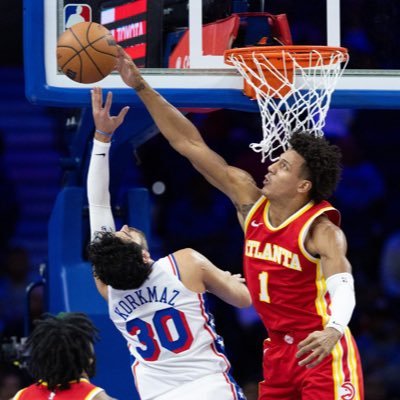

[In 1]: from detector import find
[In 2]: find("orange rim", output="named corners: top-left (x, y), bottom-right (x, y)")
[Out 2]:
top-left (225, 45), bottom-right (348, 58)
top-left (223, 45), bottom-right (349, 99)
top-left (224, 45), bottom-right (349, 67)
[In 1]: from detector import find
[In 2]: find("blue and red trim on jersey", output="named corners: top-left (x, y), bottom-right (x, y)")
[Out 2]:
top-left (167, 254), bottom-right (181, 280)
top-left (197, 293), bottom-right (243, 400)
top-left (128, 349), bottom-right (142, 400)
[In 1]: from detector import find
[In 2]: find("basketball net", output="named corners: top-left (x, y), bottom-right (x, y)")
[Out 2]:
top-left (224, 46), bottom-right (349, 162)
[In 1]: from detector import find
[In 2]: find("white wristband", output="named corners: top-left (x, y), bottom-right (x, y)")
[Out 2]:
top-left (326, 272), bottom-right (355, 335)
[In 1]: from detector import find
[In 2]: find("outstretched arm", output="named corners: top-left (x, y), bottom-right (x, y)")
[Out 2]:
top-left (87, 87), bottom-right (129, 298)
top-left (88, 88), bottom-right (129, 238)
top-left (116, 47), bottom-right (260, 226)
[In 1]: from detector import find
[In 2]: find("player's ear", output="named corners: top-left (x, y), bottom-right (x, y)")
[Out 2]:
top-left (298, 179), bottom-right (312, 194)
top-left (142, 249), bottom-right (151, 264)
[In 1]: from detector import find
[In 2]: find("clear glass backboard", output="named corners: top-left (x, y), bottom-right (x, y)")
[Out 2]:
top-left (24, 0), bottom-right (400, 109)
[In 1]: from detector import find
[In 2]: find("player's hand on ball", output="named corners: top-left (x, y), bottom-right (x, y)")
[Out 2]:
top-left (91, 87), bottom-right (129, 142)
top-left (116, 46), bottom-right (144, 90)
top-left (296, 327), bottom-right (342, 368)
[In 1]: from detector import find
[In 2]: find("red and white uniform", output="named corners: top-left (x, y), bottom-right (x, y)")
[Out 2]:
top-left (108, 254), bottom-right (244, 400)
top-left (244, 196), bottom-right (364, 400)
top-left (13, 378), bottom-right (104, 400)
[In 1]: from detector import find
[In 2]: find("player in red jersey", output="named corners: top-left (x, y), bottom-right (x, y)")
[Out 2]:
top-left (11, 313), bottom-right (115, 400)
top-left (115, 47), bottom-right (365, 400)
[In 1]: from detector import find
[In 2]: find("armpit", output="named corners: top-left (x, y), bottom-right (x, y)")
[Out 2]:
top-left (234, 202), bottom-right (255, 220)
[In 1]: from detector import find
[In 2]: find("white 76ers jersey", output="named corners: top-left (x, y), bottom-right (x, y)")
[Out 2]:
top-left (108, 254), bottom-right (241, 400)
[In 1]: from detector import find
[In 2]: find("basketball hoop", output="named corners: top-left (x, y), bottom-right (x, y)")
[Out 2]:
top-left (224, 46), bottom-right (349, 162)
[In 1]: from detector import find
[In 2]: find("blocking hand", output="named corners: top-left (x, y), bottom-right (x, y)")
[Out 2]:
top-left (116, 46), bottom-right (143, 90)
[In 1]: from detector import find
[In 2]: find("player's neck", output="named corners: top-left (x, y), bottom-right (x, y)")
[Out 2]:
top-left (268, 197), bottom-right (311, 227)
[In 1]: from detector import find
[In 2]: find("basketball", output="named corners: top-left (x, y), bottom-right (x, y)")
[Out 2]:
top-left (57, 22), bottom-right (118, 84)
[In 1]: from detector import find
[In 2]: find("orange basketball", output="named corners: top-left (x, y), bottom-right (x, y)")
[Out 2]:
top-left (57, 22), bottom-right (118, 84)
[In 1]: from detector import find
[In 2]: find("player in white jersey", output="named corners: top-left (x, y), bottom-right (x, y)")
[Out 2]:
top-left (86, 87), bottom-right (251, 400)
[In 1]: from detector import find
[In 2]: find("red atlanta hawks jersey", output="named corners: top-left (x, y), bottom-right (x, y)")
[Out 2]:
top-left (13, 379), bottom-right (104, 400)
top-left (244, 197), bottom-right (340, 333)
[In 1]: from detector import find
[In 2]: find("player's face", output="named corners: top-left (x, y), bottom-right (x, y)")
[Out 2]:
top-left (262, 149), bottom-right (309, 199)
top-left (115, 225), bottom-right (144, 246)
top-left (115, 225), bottom-right (152, 264)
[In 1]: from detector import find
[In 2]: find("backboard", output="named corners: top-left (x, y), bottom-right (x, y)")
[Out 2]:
top-left (24, 0), bottom-right (400, 109)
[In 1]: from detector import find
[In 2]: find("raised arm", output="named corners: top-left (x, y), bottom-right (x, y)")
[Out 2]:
top-left (116, 47), bottom-right (260, 225)
top-left (87, 87), bottom-right (129, 297)
top-left (88, 88), bottom-right (129, 237)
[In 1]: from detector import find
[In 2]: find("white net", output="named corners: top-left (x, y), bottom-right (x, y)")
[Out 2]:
top-left (226, 47), bottom-right (349, 162)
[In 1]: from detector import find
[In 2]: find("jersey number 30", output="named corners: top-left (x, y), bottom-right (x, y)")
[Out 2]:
top-left (127, 307), bottom-right (194, 361)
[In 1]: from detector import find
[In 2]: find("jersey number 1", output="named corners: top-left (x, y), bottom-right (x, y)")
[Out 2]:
top-left (126, 307), bottom-right (194, 361)
top-left (259, 271), bottom-right (270, 303)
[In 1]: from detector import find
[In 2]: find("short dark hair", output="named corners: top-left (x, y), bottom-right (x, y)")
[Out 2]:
top-left (26, 313), bottom-right (98, 391)
top-left (289, 132), bottom-right (342, 203)
top-left (87, 231), bottom-right (151, 290)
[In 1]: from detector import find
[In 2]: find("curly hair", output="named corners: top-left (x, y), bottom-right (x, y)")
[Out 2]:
top-left (289, 132), bottom-right (342, 203)
top-left (87, 231), bottom-right (151, 290)
top-left (26, 313), bottom-right (98, 391)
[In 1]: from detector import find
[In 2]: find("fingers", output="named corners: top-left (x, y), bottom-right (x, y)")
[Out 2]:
top-left (117, 45), bottom-right (125, 57)
top-left (98, 87), bottom-right (103, 108)
top-left (221, 271), bottom-right (246, 283)
top-left (298, 333), bottom-right (314, 347)
top-left (91, 89), bottom-right (114, 114)
top-left (117, 45), bottom-right (138, 70)
top-left (296, 339), bottom-right (320, 368)
top-left (104, 91), bottom-right (113, 112)
top-left (232, 273), bottom-right (246, 282)
top-left (296, 331), bottom-right (333, 368)
top-left (117, 45), bottom-right (131, 62)
top-left (90, 86), bottom-right (129, 134)
top-left (296, 340), bottom-right (314, 358)
top-left (296, 333), bottom-right (318, 367)
top-left (116, 106), bottom-right (130, 124)
top-left (115, 47), bottom-right (124, 71)
top-left (297, 344), bottom-right (326, 368)
top-left (297, 350), bottom-right (323, 368)
top-left (91, 87), bottom-right (103, 111)
top-left (306, 354), bottom-right (325, 368)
